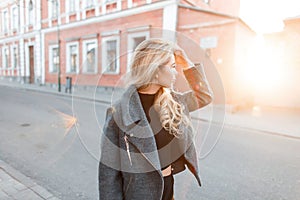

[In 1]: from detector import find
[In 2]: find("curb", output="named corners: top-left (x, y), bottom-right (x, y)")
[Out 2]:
top-left (0, 159), bottom-right (60, 200)
top-left (192, 116), bottom-right (300, 140)
top-left (0, 83), bottom-right (112, 105)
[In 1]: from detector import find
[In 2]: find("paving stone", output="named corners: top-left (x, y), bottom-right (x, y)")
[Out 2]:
top-left (47, 196), bottom-right (61, 200)
top-left (0, 161), bottom-right (61, 200)
top-left (1, 183), bottom-right (19, 196)
top-left (31, 185), bottom-right (53, 199)
top-left (13, 182), bottom-right (27, 191)
top-left (0, 170), bottom-right (12, 181)
top-left (12, 188), bottom-right (43, 200)
top-left (0, 189), bottom-right (10, 199)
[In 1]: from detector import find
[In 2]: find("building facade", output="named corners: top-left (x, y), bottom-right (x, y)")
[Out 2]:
top-left (0, 0), bottom-right (257, 107)
top-left (0, 0), bottom-right (42, 84)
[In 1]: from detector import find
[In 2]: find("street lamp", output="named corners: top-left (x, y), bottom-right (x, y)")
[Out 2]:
top-left (55, 0), bottom-right (61, 92)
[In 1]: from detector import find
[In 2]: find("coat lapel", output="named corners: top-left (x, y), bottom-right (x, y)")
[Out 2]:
top-left (113, 85), bottom-right (161, 171)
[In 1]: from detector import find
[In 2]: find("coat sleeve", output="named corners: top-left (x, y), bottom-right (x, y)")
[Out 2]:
top-left (98, 107), bottom-right (123, 200)
top-left (180, 64), bottom-right (213, 112)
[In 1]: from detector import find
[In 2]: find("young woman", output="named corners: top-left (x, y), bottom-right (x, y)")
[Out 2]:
top-left (98, 38), bottom-right (213, 200)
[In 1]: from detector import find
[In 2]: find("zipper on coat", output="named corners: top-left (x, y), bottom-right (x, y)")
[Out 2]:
top-left (124, 135), bottom-right (132, 166)
top-left (139, 152), bottom-right (164, 200)
top-left (124, 176), bottom-right (132, 198)
top-left (125, 139), bottom-right (164, 200)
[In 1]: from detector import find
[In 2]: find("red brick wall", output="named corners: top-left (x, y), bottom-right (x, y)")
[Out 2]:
top-left (180, 0), bottom-right (240, 16)
top-left (45, 9), bottom-right (164, 86)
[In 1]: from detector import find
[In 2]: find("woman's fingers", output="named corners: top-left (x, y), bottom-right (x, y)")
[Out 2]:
top-left (174, 48), bottom-right (194, 69)
top-left (175, 53), bottom-right (189, 68)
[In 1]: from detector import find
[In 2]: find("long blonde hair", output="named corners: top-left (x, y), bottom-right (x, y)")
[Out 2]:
top-left (126, 38), bottom-right (190, 137)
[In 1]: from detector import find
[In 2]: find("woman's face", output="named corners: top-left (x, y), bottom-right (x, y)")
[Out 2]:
top-left (156, 54), bottom-right (178, 88)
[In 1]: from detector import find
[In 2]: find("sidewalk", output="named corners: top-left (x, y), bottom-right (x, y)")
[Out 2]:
top-left (193, 106), bottom-right (300, 139)
top-left (0, 160), bottom-right (60, 200)
top-left (1, 79), bottom-right (299, 139)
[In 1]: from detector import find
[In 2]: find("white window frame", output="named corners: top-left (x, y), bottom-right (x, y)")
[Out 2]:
top-left (106, 0), bottom-right (118, 3)
top-left (66, 0), bottom-right (79, 14)
top-left (48, 0), bottom-right (59, 19)
top-left (101, 36), bottom-right (120, 74)
top-left (70, 0), bottom-right (76, 13)
top-left (2, 9), bottom-right (9, 33)
top-left (27, 0), bottom-right (35, 25)
top-left (11, 45), bottom-right (18, 69)
top-left (82, 39), bottom-right (98, 74)
top-left (2, 46), bottom-right (9, 68)
top-left (203, 0), bottom-right (210, 4)
top-left (85, 0), bottom-right (95, 8)
top-left (127, 31), bottom-right (149, 72)
top-left (49, 45), bottom-right (59, 73)
top-left (11, 6), bottom-right (18, 30)
top-left (66, 42), bottom-right (79, 74)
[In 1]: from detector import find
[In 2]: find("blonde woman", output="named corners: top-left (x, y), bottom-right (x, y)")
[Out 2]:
top-left (98, 38), bottom-right (213, 200)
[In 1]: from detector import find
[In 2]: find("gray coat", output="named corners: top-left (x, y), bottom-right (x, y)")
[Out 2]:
top-left (98, 66), bottom-right (213, 200)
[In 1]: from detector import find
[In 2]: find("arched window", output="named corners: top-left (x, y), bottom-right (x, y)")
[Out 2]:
top-left (28, 0), bottom-right (34, 25)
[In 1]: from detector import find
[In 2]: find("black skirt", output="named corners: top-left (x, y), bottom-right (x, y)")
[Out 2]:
top-left (162, 174), bottom-right (174, 200)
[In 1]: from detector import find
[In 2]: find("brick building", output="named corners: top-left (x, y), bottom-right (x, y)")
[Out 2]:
top-left (0, 0), bottom-right (256, 106)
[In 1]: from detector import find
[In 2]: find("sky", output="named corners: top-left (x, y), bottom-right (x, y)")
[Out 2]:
top-left (240, 0), bottom-right (300, 33)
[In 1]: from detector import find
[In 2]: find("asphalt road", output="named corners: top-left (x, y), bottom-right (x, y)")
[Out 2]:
top-left (0, 86), bottom-right (299, 200)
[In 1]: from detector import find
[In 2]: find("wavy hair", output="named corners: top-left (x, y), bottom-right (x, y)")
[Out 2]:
top-left (126, 38), bottom-right (191, 137)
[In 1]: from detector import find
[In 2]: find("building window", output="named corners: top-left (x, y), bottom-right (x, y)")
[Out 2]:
top-left (83, 40), bottom-right (97, 73)
top-left (69, 0), bottom-right (76, 13)
top-left (29, 9), bottom-right (34, 25)
top-left (102, 36), bottom-right (120, 74)
top-left (202, 0), bottom-right (211, 4)
top-left (28, 1), bottom-right (34, 25)
top-left (52, 1), bottom-right (59, 18)
top-left (66, 42), bottom-right (79, 73)
top-left (127, 31), bottom-right (149, 71)
top-left (12, 7), bottom-right (18, 30)
top-left (2, 10), bottom-right (9, 32)
top-left (49, 45), bottom-right (59, 73)
top-left (12, 46), bottom-right (18, 68)
top-left (2, 47), bottom-right (9, 68)
top-left (86, 0), bottom-right (95, 8)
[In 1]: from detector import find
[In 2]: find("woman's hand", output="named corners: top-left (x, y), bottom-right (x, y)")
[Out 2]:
top-left (172, 47), bottom-right (195, 92)
top-left (174, 48), bottom-right (194, 70)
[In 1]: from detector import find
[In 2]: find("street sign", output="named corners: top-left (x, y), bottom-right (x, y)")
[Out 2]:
top-left (200, 36), bottom-right (218, 49)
